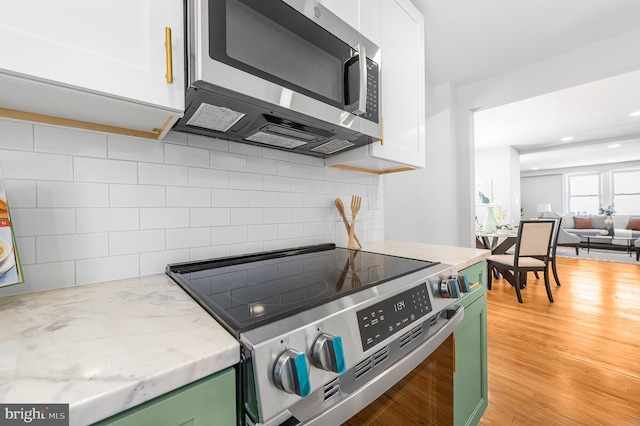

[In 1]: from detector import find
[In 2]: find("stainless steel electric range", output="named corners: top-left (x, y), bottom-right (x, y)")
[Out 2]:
top-left (166, 243), bottom-right (465, 425)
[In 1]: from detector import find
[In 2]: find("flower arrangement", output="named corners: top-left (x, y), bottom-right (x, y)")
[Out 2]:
top-left (598, 204), bottom-right (616, 216)
top-left (493, 201), bottom-right (506, 221)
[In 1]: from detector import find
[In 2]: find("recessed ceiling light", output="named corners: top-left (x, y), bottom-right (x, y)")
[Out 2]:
top-left (608, 144), bottom-right (621, 148)
top-left (630, 111), bottom-right (640, 117)
top-left (561, 136), bottom-right (573, 141)
top-left (531, 167), bottom-right (539, 170)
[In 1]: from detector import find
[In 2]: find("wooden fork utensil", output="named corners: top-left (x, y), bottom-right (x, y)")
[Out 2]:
top-left (347, 196), bottom-right (361, 250)
top-left (334, 198), bottom-right (362, 248)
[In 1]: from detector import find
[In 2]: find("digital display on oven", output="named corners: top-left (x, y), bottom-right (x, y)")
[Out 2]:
top-left (356, 283), bottom-right (433, 351)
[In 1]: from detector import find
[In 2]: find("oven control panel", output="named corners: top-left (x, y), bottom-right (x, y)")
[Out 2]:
top-left (356, 283), bottom-right (433, 351)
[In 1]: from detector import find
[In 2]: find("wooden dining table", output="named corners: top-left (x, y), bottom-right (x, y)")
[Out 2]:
top-left (475, 230), bottom-right (518, 254)
top-left (476, 230), bottom-right (522, 287)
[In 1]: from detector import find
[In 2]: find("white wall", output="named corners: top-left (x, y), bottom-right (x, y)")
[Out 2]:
top-left (0, 118), bottom-right (383, 296)
top-left (521, 174), bottom-right (563, 218)
top-left (474, 145), bottom-right (520, 224)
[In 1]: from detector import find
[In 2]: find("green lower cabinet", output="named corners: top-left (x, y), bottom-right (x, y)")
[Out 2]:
top-left (454, 261), bottom-right (488, 426)
top-left (95, 368), bottom-right (236, 426)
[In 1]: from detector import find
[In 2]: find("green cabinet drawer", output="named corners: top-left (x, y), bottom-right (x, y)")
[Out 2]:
top-left (454, 261), bottom-right (488, 426)
top-left (95, 368), bottom-right (236, 426)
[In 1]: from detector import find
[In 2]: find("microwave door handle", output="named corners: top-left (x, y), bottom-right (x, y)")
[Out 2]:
top-left (353, 44), bottom-right (367, 116)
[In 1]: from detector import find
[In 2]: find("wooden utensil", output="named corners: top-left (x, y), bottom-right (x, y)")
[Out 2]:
top-left (334, 198), bottom-right (362, 248)
top-left (348, 196), bottom-right (361, 249)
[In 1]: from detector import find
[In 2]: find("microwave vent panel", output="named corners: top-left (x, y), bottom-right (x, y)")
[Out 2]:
top-left (186, 103), bottom-right (246, 132)
top-left (311, 139), bottom-right (355, 154)
top-left (245, 130), bottom-right (309, 149)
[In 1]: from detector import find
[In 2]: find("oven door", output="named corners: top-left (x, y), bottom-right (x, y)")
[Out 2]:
top-left (292, 306), bottom-right (463, 426)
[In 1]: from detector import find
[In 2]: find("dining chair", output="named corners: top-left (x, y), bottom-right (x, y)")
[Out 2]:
top-left (533, 217), bottom-right (563, 286)
top-left (486, 220), bottom-right (556, 303)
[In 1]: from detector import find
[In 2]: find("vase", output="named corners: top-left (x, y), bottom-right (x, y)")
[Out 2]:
top-left (604, 215), bottom-right (614, 236)
top-left (483, 206), bottom-right (498, 234)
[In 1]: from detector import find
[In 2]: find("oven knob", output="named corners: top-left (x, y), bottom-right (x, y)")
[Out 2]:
top-left (439, 277), bottom-right (461, 298)
top-left (273, 349), bottom-right (311, 397)
top-left (312, 333), bottom-right (346, 374)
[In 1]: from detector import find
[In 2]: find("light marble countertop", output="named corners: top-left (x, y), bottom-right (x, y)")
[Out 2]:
top-left (363, 240), bottom-right (490, 271)
top-left (0, 240), bottom-right (489, 426)
top-left (0, 274), bottom-right (239, 426)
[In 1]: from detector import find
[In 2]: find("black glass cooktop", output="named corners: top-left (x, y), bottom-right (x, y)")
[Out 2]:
top-left (166, 244), bottom-right (438, 336)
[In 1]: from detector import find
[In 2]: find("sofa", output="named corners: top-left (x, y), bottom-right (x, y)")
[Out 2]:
top-left (552, 213), bottom-right (640, 257)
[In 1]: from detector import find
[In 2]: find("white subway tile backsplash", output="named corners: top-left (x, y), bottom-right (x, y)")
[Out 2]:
top-left (230, 172), bottom-right (263, 190)
top-left (35, 125), bottom-right (107, 157)
top-left (247, 156), bottom-right (277, 175)
top-left (278, 193), bottom-right (304, 208)
top-left (37, 233), bottom-right (108, 263)
top-left (302, 165), bottom-right (324, 180)
top-left (187, 134), bottom-right (229, 152)
top-left (191, 208), bottom-right (231, 227)
top-left (0, 150), bottom-right (72, 181)
top-left (167, 186), bottom-right (211, 207)
top-left (248, 224), bottom-right (277, 242)
top-left (109, 230), bottom-right (165, 255)
top-left (211, 189), bottom-right (248, 207)
top-left (37, 181), bottom-right (109, 207)
top-left (0, 119), bottom-right (33, 151)
top-left (263, 149), bottom-right (290, 161)
top-left (15, 236), bottom-right (36, 265)
top-left (210, 151), bottom-right (247, 172)
top-left (140, 208), bottom-right (190, 229)
top-left (0, 261), bottom-right (75, 296)
top-left (76, 255), bottom-right (139, 285)
top-left (277, 161), bottom-right (303, 178)
top-left (164, 143), bottom-right (210, 168)
top-left (74, 157), bottom-right (137, 184)
top-left (108, 135), bottom-right (164, 163)
top-left (211, 226), bottom-right (248, 245)
top-left (230, 208), bottom-right (263, 225)
top-left (264, 208), bottom-right (292, 224)
top-left (190, 245), bottom-right (230, 261)
top-left (278, 223), bottom-right (304, 239)
top-left (139, 163), bottom-right (188, 186)
top-left (4, 180), bottom-right (36, 208)
top-left (264, 176), bottom-right (291, 192)
top-left (12, 208), bottom-right (75, 236)
top-left (139, 249), bottom-right (190, 276)
top-left (110, 184), bottom-right (165, 207)
top-left (290, 153), bottom-right (324, 166)
top-left (229, 242), bottom-right (264, 256)
top-left (248, 191), bottom-right (279, 208)
top-left (0, 125), bottom-right (383, 296)
top-left (77, 208), bottom-right (139, 233)
top-left (189, 168), bottom-right (230, 188)
top-left (291, 178), bottom-right (314, 193)
top-left (166, 227), bottom-right (211, 249)
top-left (313, 180), bottom-right (334, 194)
top-left (229, 141), bottom-right (262, 157)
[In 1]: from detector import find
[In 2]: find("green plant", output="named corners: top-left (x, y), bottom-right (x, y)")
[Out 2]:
top-left (598, 204), bottom-right (616, 215)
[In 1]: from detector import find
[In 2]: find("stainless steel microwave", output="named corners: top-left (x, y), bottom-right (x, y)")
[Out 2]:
top-left (173, 0), bottom-right (382, 157)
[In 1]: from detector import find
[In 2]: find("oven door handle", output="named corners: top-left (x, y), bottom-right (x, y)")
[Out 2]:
top-left (300, 306), bottom-right (465, 426)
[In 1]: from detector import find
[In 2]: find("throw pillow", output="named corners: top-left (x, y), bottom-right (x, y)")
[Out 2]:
top-left (590, 215), bottom-right (606, 229)
top-left (626, 217), bottom-right (640, 231)
top-left (574, 216), bottom-right (593, 229)
top-left (556, 212), bottom-right (575, 229)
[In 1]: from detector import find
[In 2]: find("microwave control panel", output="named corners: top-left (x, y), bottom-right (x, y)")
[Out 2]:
top-left (364, 58), bottom-right (379, 124)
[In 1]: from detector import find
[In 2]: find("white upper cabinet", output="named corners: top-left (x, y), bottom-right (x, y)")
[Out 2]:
top-left (326, 0), bottom-right (425, 173)
top-left (317, 0), bottom-right (361, 33)
top-left (0, 0), bottom-right (184, 139)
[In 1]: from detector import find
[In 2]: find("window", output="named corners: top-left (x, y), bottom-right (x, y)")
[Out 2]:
top-left (568, 174), bottom-right (600, 214)
top-left (612, 170), bottom-right (640, 214)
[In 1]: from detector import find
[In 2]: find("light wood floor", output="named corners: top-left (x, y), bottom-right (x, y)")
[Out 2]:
top-left (478, 257), bottom-right (640, 425)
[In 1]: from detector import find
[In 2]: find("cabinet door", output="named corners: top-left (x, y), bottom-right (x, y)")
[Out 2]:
top-left (370, 0), bottom-right (425, 168)
top-left (317, 0), bottom-right (361, 32)
top-left (0, 0), bottom-right (184, 112)
top-left (96, 368), bottom-right (236, 426)
top-left (454, 293), bottom-right (488, 426)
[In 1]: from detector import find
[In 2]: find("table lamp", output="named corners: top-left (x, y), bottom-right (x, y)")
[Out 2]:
top-left (536, 203), bottom-right (552, 218)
